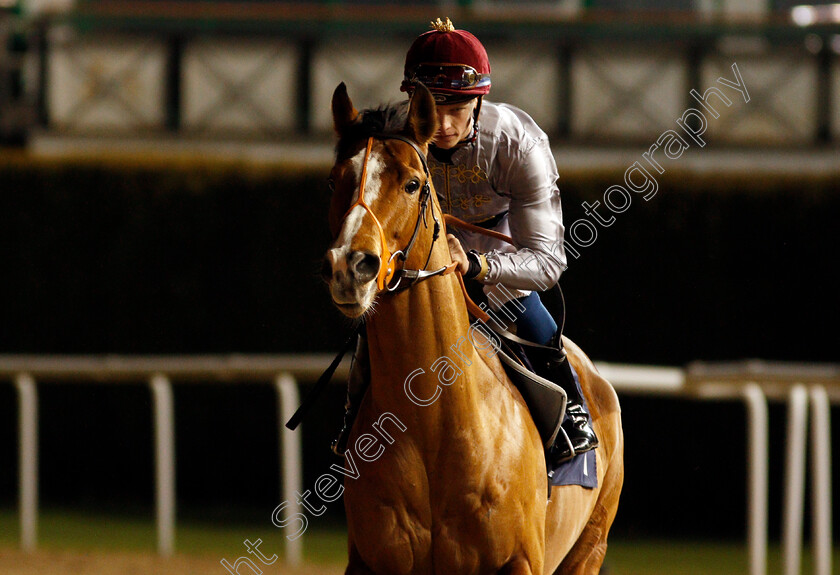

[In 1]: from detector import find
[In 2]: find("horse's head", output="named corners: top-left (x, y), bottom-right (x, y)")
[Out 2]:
top-left (323, 82), bottom-right (439, 318)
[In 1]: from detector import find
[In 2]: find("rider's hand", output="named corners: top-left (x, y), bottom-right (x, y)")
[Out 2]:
top-left (446, 234), bottom-right (470, 275)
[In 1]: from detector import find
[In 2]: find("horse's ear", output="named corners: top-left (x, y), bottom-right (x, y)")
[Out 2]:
top-left (332, 82), bottom-right (359, 135)
top-left (404, 83), bottom-right (437, 146)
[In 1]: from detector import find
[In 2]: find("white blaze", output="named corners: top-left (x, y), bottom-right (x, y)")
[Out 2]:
top-left (328, 147), bottom-right (384, 274)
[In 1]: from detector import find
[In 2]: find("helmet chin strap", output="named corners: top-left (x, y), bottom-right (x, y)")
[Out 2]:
top-left (473, 95), bottom-right (483, 123)
top-left (459, 95), bottom-right (483, 147)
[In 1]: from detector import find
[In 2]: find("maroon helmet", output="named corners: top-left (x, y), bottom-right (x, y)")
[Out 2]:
top-left (401, 18), bottom-right (491, 104)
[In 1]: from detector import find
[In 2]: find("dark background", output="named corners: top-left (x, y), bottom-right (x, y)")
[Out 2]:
top-left (0, 157), bottom-right (837, 540)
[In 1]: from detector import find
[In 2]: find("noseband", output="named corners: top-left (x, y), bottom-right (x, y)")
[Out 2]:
top-left (340, 134), bottom-right (455, 292)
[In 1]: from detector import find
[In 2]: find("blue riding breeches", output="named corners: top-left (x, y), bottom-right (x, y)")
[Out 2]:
top-left (502, 291), bottom-right (557, 346)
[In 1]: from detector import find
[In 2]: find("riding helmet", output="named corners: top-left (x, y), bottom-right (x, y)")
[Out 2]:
top-left (401, 17), bottom-right (491, 104)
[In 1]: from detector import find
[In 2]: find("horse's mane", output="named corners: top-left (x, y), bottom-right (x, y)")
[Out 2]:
top-left (336, 101), bottom-right (408, 160)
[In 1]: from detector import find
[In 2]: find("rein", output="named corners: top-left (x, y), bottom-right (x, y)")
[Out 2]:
top-left (286, 135), bottom-right (562, 431)
top-left (442, 214), bottom-right (518, 324)
top-left (286, 134), bottom-right (455, 431)
top-left (444, 214), bottom-right (567, 353)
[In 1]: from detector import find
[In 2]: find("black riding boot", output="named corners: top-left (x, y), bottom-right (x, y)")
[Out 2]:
top-left (331, 334), bottom-right (370, 457)
top-left (536, 341), bottom-right (598, 466)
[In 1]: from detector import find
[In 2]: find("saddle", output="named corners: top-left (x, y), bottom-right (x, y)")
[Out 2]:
top-left (496, 347), bottom-right (567, 450)
top-left (496, 339), bottom-right (597, 491)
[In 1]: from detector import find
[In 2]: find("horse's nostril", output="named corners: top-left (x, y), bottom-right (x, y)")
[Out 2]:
top-left (359, 253), bottom-right (380, 280)
top-left (348, 251), bottom-right (380, 283)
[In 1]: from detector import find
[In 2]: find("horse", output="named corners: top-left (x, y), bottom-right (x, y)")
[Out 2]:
top-left (322, 81), bottom-right (624, 575)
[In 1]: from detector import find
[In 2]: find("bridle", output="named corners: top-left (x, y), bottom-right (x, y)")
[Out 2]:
top-left (339, 133), bottom-right (456, 293)
top-left (288, 133), bottom-right (457, 432)
top-left (287, 129), bottom-right (544, 431)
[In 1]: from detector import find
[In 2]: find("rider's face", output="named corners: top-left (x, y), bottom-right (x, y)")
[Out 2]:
top-left (432, 99), bottom-right (477, 149)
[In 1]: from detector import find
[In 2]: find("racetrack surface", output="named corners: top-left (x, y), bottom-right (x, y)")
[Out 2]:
top-left (0, 548), bottom-right (345, 575)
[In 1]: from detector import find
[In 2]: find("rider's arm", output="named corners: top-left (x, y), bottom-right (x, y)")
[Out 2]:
top-left (479, 136), bottom-right (567, 291)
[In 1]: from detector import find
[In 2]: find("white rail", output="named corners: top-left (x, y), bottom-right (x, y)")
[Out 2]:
top-left (15, 373), bottom-right (38, 553)
top-left (0, 355), bottom-right (318, 561)
top-left (150, 374), bottom-right (176, 557)
top-left (275, 373), bottom-right (303, 567)
top-left (0, 355), bottom-right (836, 575)
top-left (685, 360), bottom-right (839, 575)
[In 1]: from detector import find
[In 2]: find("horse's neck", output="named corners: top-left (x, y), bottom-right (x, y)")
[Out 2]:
top-left (367, 272), bottom-right (468, 374)
top-left (365, 271), bottom-right (485, 418)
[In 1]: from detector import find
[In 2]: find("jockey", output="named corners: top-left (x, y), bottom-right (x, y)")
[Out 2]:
top-left (333, 17), bottom-right (597, 466)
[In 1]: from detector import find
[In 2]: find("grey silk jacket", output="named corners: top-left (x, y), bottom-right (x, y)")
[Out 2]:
top-left (429, 101), bottom-right (567, 303)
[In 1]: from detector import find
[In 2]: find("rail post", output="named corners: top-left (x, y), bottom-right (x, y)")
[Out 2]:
top-left (275, 372), bottom-right (303, 566)
top-left (15, 373), bottom-right (38, 552)
top-left (782, 385), bottom-right (809, 575)
top-left (150, 373), bottom-right (176, 556)
top-left (809, 385), bottom-right (832, 575)
top-left (742, 383), bottom-right (768, 575)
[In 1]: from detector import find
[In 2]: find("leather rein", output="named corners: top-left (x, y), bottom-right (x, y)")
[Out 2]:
top-left (286, 133), bottom-right (528, 431)
top-left (286, 134), bottom-right (456, 432)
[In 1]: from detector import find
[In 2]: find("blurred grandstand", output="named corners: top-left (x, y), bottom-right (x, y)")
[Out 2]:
top-left (0, 0), bottom-right (839, 165)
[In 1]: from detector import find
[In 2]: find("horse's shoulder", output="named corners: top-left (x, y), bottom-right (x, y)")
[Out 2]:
top-left (478, 348), bottom-right (529, 409)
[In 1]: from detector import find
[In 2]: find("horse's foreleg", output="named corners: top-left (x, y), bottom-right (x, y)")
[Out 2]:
top-left (552, 527), bottom-right (607, 575)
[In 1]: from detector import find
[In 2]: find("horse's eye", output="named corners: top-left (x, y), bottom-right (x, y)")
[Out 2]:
top-left (405, 179), bottom-right (421, 194)
top-left (327, 178), bottom-right (336, 192)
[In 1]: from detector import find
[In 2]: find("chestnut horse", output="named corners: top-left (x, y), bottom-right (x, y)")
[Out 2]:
top-left (323, 82), bottom-right (623, 575)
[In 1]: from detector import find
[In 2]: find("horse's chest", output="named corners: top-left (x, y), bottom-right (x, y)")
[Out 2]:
top-left (350, 483), bottom-right (513, 574)
top-left (345, 415), bottom-right (543, 573)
